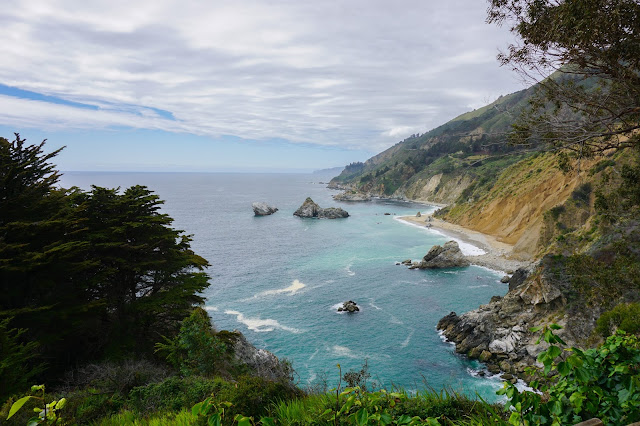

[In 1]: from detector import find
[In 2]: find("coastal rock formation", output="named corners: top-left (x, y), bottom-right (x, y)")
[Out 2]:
top-left (230, 331), bottom-right (293, 382)
top-left (416, 241), bottom-right (470, 269)
top-left (416, 212), bottom-right (422, 217)
top-left (338, 300), bottom-right (359, 313)
top-left (293, 197), bottom-right (349, 219)
top-left (333, 191), bottom-right (371, 201)
top-left (252, 202), bottom-right (278, 216)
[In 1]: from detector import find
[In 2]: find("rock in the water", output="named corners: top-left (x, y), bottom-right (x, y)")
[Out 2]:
top-left (337, 300), bottom-right (359, 313)
top-left (333, 191), bottom-right (371, 201)
top-left (252, 202), bottom-right (278, 216)
top-left (500, 275), bottom-right (510, 283)
top-left (415, 241), bottom-right (470, 269)
top-left (293, 197), bottom-right (349, 219)
top-left (416, 211), bottom-right (422, 217)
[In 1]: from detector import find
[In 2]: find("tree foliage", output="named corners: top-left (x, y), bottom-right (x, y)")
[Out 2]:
top-left (488, 0), bottom-right (640, 156)
top-left (0, 134), bottom-right (211, 393)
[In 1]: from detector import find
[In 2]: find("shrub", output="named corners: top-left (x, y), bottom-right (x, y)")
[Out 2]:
top-left (596, 302), bottom-right (640, 337)
top-left (127, 376), bottom-right (226, 413)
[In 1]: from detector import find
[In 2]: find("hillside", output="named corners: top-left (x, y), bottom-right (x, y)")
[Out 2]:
top-left (329, 81), bottom-right (640, 385)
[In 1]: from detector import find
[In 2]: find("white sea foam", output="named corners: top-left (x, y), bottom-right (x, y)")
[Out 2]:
top-left (224, 310), bottom-right (301, 333)
top-left (368, 300), bottom-right (382, 310)
top-left (204, 306), bottom-right (218, 312)
top-left (394, 217), bottom-right (486, 256)
top-left (308, 348), bottom-right (319, 361)
top-left (389, 315), bottom-right (404, 325)
top-left (332, 345), bottom-right (360, 359)
top-left (345, 263), bottom-right (356, 276)
top-left (253, 279), bottom-right (306, 298)
top-left (467, 284), bottom-right (490, 288)
top-left (401, 329), bottom-right (414, 348)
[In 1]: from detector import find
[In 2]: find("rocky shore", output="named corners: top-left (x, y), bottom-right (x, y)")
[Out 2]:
top-left (293, 197), bottom-right (349, 219)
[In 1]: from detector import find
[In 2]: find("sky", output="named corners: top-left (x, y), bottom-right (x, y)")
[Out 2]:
top-left (0, 0), bottom-right (525, 172)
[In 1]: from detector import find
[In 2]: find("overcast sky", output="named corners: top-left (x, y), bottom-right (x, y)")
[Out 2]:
top-left (0, 0), bottom-right (524, 172)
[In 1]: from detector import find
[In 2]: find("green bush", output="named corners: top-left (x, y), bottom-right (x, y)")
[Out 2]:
top-left (596, 302), bottom-right (640, 337)
top-left (499, 327), bottom-right (640, 425)
top-left (128, 376), bottom-right (226, 413)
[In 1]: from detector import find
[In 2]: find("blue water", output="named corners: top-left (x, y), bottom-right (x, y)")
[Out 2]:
top-left (59, 172), bottom-right (507, 400)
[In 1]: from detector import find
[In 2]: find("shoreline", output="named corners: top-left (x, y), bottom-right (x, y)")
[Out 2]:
top-left (397, 214), bottom-right (531, 273)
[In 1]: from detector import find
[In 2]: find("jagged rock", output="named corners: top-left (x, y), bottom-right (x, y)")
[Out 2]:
top-left (319, 207), bottom-right (350, 219)
top-left (230, 331), bottom-right (293, 382)
top-left (384, 212), bottom-right (391, 215)
top-left (416, 211), bottom-right (422, 217)
top-left (401, 259), bottom-right (412, 265)
top-left (500, 275), bottom-right (510, 283)
top-left (479, 350), bottom-right (493, 362)
top-left (337, 300), bottom-right (359, 313)
top-left (293, 197), bottom-right (349, 219)
top-left (508, 267), bottom-right (529, 291)
top-left (416, 241), bottom-right (470, 269)
top-left (333, 191), bottom-right (371, 201)
top-left (252, 202), bottom-right (278, 216)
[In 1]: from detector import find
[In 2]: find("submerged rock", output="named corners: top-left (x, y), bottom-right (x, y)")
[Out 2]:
top-left (338, 300), bottom-right (359, 313)
top-left (252, 202), bottom-right (278, 216)
top-left (293, 197), bottom-right (349, 219)
top-left (230, 331), bottom-right (293, 382)
top-left (415, 241), bottom-right (470, 269)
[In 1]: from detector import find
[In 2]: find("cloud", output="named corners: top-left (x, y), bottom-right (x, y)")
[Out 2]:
top-left (0, 0), bottom-right (522, 152)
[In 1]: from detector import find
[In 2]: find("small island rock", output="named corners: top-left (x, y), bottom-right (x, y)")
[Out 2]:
top-left (293, 197), bottom-right (349, 219)
top-left (252, 202), bottom-right (278, 216)
top-left (337, 300), bottom-right (359, 313)
top-left (416, 241), bottom-right (470, 269)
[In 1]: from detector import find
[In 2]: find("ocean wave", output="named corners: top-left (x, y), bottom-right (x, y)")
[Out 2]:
top-left (401, 329), bottom-right (414, 348)
top-left (332, 345), bottom-right (360, 359)
top-left (467, 284), bottom-right (489, 288)
top-left (345, 263), bottom-right (356, 276)
top-left (224, 310), bottom-right (301, 333)
top-left (204, 306), bottom-right (218, 311)
top-left (252, 279), bottom-right (306, 298)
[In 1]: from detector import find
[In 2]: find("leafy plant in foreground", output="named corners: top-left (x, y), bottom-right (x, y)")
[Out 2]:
top-left (498, 326), bottom-right (640, 425)
top-left (6, 385), bottom-right (66, 425)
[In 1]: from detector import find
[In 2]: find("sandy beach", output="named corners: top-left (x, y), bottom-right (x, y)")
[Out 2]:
top-left (397, 214), bottom-right (532, 273)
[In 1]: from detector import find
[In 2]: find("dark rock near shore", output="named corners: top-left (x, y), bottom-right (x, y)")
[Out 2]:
top-left (333, 191), bottom-right (371, 201)
top-left (415, 241), bottom-right (470, 269)
top-left (293, 197), bottom-right (349, 219)
top-left (338, 300), bottom-right (359, 313)
top-left (252, 202), bottom-right (278, 216)
top-left (500, 275), bottom-right (510, 283)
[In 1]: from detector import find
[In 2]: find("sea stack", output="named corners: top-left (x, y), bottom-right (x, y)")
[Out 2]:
top-left (293, 197), bottom-right (349, 219)
top-left (252, 202), bottom-right (278, 216)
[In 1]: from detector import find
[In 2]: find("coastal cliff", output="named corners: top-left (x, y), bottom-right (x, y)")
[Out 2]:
top-left (328, 85), bottom-right (640, 378)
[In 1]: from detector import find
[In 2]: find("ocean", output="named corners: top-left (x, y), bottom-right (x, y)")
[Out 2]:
top-left (59, 171), bottom-right (509, 400)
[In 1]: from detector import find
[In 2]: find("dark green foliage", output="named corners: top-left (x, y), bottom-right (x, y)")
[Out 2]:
top-left (155, 308), bottom-right (228, 377)
top-left (488, 0), bottom-right (640, 156)
top-left (499, 327), bottom-right (640, 425)
top-left (589, 159), bottom-right (616, 176)
top-left (128, 376), bottom-right (225, 414)
top-left (0, 318), bottom-right (44, 402)
top-left (571, 182), bottom-right (592, 205)
top-left (0, 135), bottom-right (211, 386)
top-left (596, 303), bottom-right (640, 337)
top-left (342, 360), bottom-right (372, 391)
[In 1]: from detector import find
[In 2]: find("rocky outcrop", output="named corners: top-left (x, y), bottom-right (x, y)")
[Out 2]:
top-left (230, 331), bottom-right (293, 382)
top-left (293, 197), bottom-right (349, 219)
top-left (415, 241), bottom-right (470, 269)
top-left (338, 300), bottom-right (359, 313)
top-left (333, 191), bottom-right (371, 201)
top-left (252, 202), bottom-right (278, 216)
top-left (436, 260), bottom-right (583, 380)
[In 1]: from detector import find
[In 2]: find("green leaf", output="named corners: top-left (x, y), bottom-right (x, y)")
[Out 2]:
top-left (55, 398), bottom-right (67, 410)
top-left (208, 413), bottom-right (221, 426)
top-left (546, 345), bottom-right (562, 360)
top-left (557, 361), bottom-right (571, 376)
top-left (192, 401), bottom-right (204, 416)
top-left (7, 396), bottom-right (33, 420)
top-left (380, 413), bottom-right (392, 425)
top-left (355, 408), bottom-right (368, 426)
top-left (260, 417), bottom-right (275, 426)
top-left (235, 414), bottom-right (252, 426)
top-left (549, 324), bottom-right (563, 330)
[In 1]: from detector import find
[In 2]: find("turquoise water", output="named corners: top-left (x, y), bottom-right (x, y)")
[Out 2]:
top-left (60, 172), bottom-right (508, 400)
